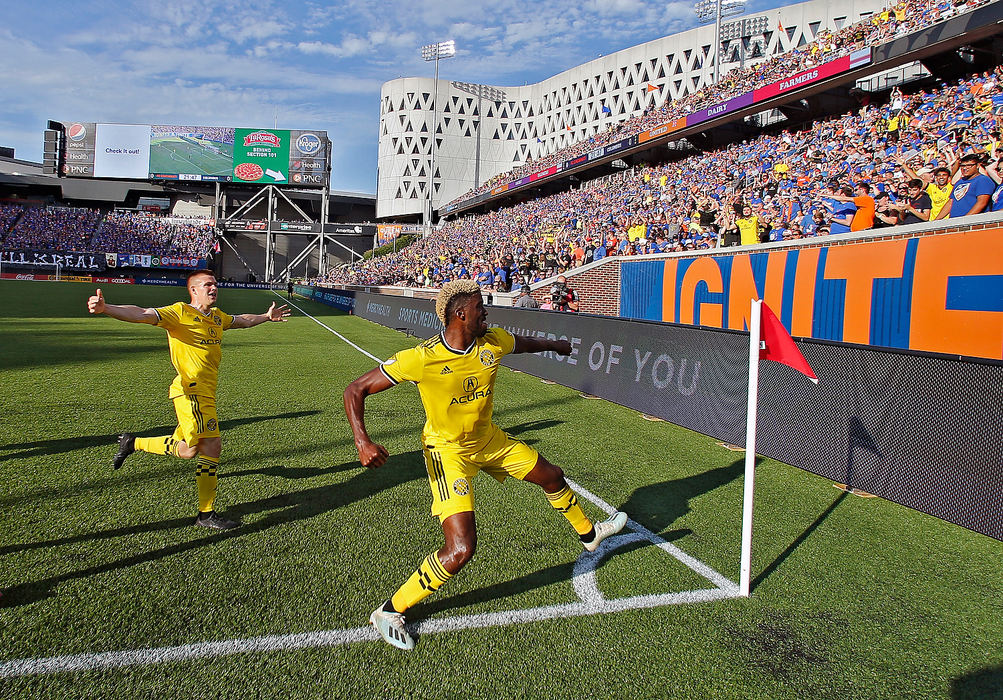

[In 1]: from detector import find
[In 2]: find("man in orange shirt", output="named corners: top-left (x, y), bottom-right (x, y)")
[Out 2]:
top-left (829, 183), bottom-right (876, 232)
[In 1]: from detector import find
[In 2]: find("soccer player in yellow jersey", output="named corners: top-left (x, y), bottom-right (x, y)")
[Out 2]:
top-left (344, 280), bottom-right (627, 650)
top-left (86, 271), bottom-right (290, 530)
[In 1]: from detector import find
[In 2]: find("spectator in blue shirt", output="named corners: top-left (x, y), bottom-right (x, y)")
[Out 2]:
top-left (937, 153), bottom-right (995, 219)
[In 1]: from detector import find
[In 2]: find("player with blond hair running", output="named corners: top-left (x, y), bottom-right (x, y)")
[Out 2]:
top-left (344, 279), bottom-right (627, 650)
top-left (87, 272), bottom-right (290, 529)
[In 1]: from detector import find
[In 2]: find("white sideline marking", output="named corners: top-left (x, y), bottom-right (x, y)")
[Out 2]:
top-left (275, 293), bottom-right (382, 362)
top-left (0, 294), bottom-right (741, 678)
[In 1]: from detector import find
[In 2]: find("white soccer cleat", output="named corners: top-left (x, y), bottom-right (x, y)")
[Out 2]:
top-left (583, 511), bottom-right (628, 552)
top-left (370, 606), bottom-right (415, 650)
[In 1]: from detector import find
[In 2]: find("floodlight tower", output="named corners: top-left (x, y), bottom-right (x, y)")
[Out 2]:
top-left (694, 0), bottom-right (745, 85)
top-left (421, 39), bottom-right (456, 235)
top-left (452, 82), bottom-right (507, 190)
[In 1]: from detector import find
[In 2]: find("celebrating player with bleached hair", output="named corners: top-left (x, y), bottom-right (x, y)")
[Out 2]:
top-left (86, 272), bottom-right (290, 529)
top-left (344, 279), bottom-right (627, 650)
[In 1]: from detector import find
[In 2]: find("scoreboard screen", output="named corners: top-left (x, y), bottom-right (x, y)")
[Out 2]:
top-left (50, 121), bottom-right (330, 187)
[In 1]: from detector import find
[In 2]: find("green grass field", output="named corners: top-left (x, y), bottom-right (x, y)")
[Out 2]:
top-left (149, 138), bottom-right (233, 176)
top-left (1, 279), bottom-right (1001, 699)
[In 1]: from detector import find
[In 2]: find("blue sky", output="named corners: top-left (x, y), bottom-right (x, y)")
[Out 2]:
top-left (2, 0), bottom-right (782, 194)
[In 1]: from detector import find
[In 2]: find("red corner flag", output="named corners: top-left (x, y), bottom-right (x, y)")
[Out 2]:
top-left (759, 302), bottom-right (817, 383)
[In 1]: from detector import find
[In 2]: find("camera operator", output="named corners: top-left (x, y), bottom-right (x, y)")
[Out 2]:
top-left (550, 275), bottom-right (580, 313)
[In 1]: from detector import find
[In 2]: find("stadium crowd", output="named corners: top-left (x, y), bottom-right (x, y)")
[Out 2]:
top-left (324, 65), bottom-right (1003, 290)
top-left (0, 205), bottom-right (217, 259)
top-left (447, 0), bottom-right (990, 206)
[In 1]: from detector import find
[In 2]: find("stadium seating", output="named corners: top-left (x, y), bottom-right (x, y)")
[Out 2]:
top-left (322, 63), bottom-right (1003, 289)
top-left (445, 0), bottom-right (991, 208)
top-left (0, 204), bottom-right (216, 258)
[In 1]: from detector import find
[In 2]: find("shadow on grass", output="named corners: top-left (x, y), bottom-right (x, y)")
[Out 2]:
top-left (404, 458), bottom-right (740, 619)
top-left (0, 410), bottom-right (323, 464)
top-left (416, 530), bottom-right (691, 623)
top-left (951, 663), bottom-right (1003, 699)
top-left (751, 491), bottom-right (849, 591)
top-left (621, 457), bottom-right (750, 538)
top-left (0, 452), bottom-right (426, 608)
top-left (505, 419), bottom-right (564, 435)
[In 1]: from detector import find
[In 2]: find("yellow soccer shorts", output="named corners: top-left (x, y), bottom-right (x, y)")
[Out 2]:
top-left (423, 425), bottom-right (540, 522)
top-left (170, 394), bottom-right (221, 447)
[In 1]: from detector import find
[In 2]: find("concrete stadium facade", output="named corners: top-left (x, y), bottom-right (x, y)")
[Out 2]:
top-left (376, 0), bottom-right (888, 219)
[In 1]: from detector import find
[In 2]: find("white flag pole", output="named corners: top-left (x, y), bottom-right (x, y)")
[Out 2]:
top-left (739, 298), bottom-right (762, 597)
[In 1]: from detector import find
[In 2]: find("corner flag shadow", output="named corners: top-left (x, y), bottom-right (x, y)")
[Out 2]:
top-left (841, 416), bottom-right (883, 493)
top-left (0, 410), bottom-right (323, 464)
top-left (751, 490), bottom-right (849, 591)
top-left (0, 452), bottom-right (425, 608)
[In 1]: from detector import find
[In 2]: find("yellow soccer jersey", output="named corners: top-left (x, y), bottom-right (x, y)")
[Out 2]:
top-left (154, 301), bottom-right (234, 399)
top-left (381, 327), bottom-right (515, 450)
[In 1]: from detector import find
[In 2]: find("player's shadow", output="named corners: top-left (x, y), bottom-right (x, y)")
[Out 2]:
top-left (951, 663), bottom-right (1003, 699)
top-left (0, 410), bottom-right (323, 464)
top-left (220, 461), bottom-right (360, 480)
top-left (0, 452), bottom-right (426, 608)
top-left (417, 534), bottom-right (686, 621)
top-left (504, 419), bottom-right (564, 435)
top-left (621, 457), bottom-right (749, 538)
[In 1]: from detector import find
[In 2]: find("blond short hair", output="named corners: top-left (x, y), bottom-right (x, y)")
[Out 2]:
top-left (436, 279), bottom-right (482, 326)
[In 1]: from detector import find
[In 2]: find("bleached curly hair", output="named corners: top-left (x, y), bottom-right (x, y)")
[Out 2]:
top-left (435, 279), bottom-right (482, 326)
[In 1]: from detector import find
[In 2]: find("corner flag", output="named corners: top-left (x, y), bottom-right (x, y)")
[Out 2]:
top-left (739, 299), bottom-right (818, 597)
top-left (760, 301), bottom-right (817, 382)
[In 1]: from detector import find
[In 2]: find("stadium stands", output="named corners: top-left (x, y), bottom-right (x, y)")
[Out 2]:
top-left (445, 0), bottom-right (992, 208)
top-left (323, 64), bottom-right (1003, 289)
top-left (0, 204), bottom-right (216, 258)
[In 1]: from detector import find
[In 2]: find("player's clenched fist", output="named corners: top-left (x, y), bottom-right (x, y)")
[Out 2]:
top-left (87, 288), bottom-right (105, 315)
top-left (357, 440), bottom-right (390, 469)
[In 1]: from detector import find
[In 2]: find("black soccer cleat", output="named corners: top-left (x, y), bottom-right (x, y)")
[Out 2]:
top-left (195, 511), bottom-right (241, 530)
top-left (112, 433), bottom-right (136, 470)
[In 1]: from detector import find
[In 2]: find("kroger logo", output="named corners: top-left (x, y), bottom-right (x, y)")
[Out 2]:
top-left (296, 133), bottom-right (322, 156)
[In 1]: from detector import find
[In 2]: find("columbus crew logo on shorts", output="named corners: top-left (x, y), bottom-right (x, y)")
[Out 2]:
top-left (452, 478), bottom-right (470, 496)
top-left (206, 419), bottom-right (217, 431)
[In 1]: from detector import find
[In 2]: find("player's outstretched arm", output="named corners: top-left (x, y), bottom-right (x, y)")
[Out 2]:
top-left (512, 334), bottom-right (571, 356)
top-left (230, 302), bottom-right (291, 329)
top-left (344, 367), bottom-right (394, 469)
top-left (86, 288), bottom-right (158, 324)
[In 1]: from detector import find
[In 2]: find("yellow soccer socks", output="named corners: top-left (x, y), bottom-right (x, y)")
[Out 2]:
top-left (388, 552), bottom-right (454, 613)
top-left (135, 435), bottom-right (181, 456)
top-left (546, 485), bottom-right (594, 537)
top-left (195, 455), bottom-right (219, 513)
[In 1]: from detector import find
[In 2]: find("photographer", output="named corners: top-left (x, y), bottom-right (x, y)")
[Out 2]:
top-left (550, 275), bottom-right (580, 313)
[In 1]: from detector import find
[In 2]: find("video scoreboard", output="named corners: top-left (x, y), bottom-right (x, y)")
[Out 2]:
top-left (45, 121), bottom-right (330, 188)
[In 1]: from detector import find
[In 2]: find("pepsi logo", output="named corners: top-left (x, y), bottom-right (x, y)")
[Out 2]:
top-left (67, 123), bottom-right (87, 141)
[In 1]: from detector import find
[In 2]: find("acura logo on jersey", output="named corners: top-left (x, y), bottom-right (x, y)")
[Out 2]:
top-left (463, 376), bottom-right (478, 392)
